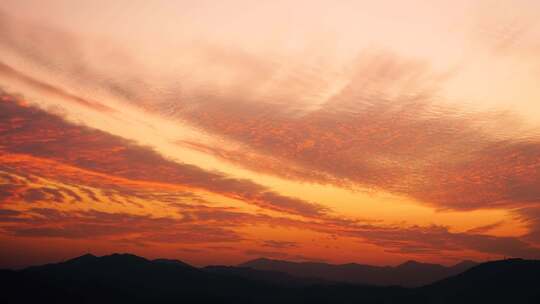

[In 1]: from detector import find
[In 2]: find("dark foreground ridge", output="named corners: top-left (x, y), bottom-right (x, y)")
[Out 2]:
top-left (1, 253), bottom-right (539, 304)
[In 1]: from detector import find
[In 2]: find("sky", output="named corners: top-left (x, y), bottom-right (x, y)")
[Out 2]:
top-left (1, 0), bottom-right (540, 268)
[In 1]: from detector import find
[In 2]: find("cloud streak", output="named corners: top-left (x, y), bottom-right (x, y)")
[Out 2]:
top-left (170, 52), bottom-right (540, 214)
top-left (0, 93), bottom-right (327, 217)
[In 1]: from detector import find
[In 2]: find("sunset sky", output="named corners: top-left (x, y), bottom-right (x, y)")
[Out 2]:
top-left (1, 0), bottom-right (540, 269)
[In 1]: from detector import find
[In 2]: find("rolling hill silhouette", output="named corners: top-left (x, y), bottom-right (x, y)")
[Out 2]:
top-left (1, 253), bottom-right (538, 304)
top-left (240, 257), bottom-right (477, 287)
top-left (419, 258), bottom-right (540, 303)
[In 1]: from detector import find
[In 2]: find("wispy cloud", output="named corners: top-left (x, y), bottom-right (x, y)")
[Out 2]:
top-left (171, 52), bottom-right (540, 215)
top-left (0, 94), bottom-right (327, 217)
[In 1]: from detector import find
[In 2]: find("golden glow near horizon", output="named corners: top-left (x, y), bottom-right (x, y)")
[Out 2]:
top-left (1, 0), bottom-right (540, 268)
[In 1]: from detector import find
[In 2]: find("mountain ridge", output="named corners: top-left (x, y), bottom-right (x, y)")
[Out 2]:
top-left (239, 256), bottom-right (478, 287)
top-left (1, 253), bottom-right (539, 304)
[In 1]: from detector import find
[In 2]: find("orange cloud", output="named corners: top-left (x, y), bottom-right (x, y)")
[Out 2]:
top-left (2, 90), bottom-right (540, 266)
top-left (0, 92), bottom-right (326, 217)
top-left (169, 52), bottom-right (540, 215)
top-left (0, 61), bottom-right (113, 113)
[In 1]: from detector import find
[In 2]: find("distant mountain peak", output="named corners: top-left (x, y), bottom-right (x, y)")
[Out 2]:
top-left (106, 253), bottom-right (147, 259)
top-left (400, 260), bottom-right (421, 266)
top-left (453, 260), bottom-right (478, 267)
top-left (61, 253), bottom-right (150, 266)
top-left (153, 258), bottom-right (193, 268)
top-left (397, 260), bottom-right (432, 268)
top-left (108, 253), bottom-right (141, 258)
top-left (97, 253), bottom-right (150, 265)
top-left (397, 260), bottom-right (445, 269)
top-left (241, 257), bottom-right (280, 266)
top-left (78, 253), bottom-right (97, 259)
top-left (65, 253), bottom-right (98, 264)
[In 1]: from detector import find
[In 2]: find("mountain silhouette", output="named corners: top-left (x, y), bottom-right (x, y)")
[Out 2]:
top-left (203, 265), bottom-right (328, 286)
top-left (1, 253), bottom-right (538, 304)
top-left (240, 257), bottom-right (477, 287)
top-left (153, 258), bottom-right (194, 268)
top-left (419, 258), bottom-right (540, 303)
